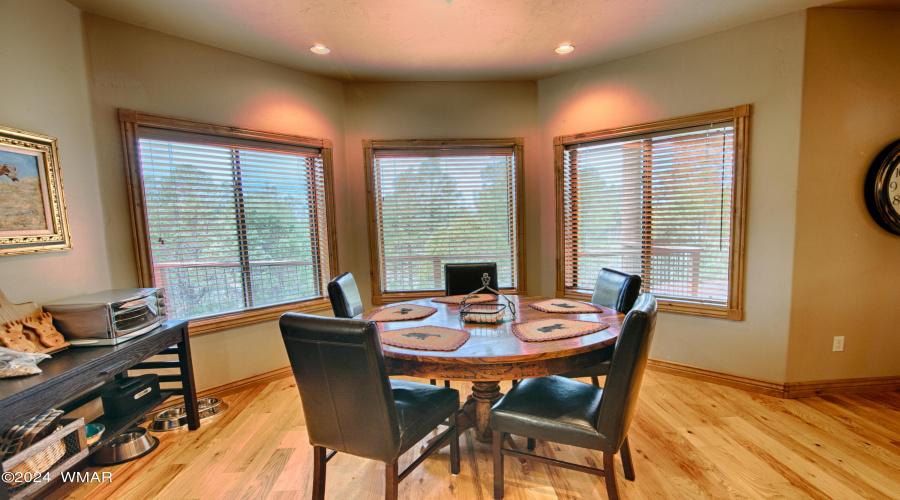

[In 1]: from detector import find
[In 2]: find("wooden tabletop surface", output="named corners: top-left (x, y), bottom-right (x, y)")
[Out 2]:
top-left (367, 295), bottom-right (624, 365)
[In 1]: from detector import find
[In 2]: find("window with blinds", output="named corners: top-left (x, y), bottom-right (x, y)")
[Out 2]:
top-left (120, 110), bottom-right (336, 332)
top-left (364, 139), bottom-right (525, 303)
top-left (556, 106), bottom-right (749, 319)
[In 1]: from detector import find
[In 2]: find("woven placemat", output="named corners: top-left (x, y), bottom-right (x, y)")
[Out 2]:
top-left (365, 304), bottom-right (437, 322)
top-left (432, 294), bottom-right (495, 305)
top-left (381, 326), bottom-right (469, 351)
top-left (529, 299), bottom-right (603, 314)
top-left (512, 318), bottom-right (610, 342)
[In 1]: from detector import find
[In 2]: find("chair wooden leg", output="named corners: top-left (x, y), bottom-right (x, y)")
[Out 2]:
top-left (621, 437), bottom-right (635, 481)
top-left (527, 438), bottom-right (536, 450)
top-left (603, 452), bottom-right (619, 500)
top-left (312, 446), bottom-right (327, 500)
top-left (493, 431), bottom-right (505, 499)
top-left (591, 376), bottom-right (600, 387)
top-left (449, 411), bottom-right (460, 475)
top-left (385, 460), bottom-right (399, 500)
top-left (444, 380), bottom-right (451, 388)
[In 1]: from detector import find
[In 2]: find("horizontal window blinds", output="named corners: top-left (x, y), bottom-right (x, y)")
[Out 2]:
top-left (137, 137), bottom-right (331, 320)
top-left (372, 147), bottom-right (519, 293)
top-left (563, 123), bottom-right (735, 305)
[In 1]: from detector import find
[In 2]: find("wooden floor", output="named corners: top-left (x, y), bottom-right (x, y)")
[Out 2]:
top-left (49, 371), bottom-right (900, 499)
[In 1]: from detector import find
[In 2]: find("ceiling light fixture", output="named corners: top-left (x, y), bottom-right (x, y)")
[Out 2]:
top-left (310, 45), bottom-right (331, 55)
top-left (555, 44), bottom-right (575, 54)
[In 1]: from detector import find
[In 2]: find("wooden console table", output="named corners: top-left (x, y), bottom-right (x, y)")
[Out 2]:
top-left (0, 320), bottom-right (198, 500)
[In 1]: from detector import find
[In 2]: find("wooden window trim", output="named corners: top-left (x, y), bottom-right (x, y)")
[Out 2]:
top-left (555, 105), bottom-right (750, 320)
top-left (364, 138), bottom-right (527, 305)
top-left (119, 109), bottom-right (339, 335)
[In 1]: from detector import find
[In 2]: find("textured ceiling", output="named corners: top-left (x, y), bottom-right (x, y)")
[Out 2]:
top-left (67, 0), bottom-right (842, 81)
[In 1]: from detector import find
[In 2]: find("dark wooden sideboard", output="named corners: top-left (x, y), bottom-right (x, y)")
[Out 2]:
top-left (0, 320), bottom-right (199, 500)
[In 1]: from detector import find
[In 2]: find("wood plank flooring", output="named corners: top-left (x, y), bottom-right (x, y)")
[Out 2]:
top-left (47, 372), bottom-right (900, 499)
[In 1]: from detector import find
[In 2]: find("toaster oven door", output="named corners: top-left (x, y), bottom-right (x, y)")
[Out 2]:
top-left (112, 294), bottom-right (165, 335)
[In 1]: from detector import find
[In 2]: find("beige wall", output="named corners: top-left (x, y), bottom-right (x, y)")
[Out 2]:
top-left (9, 3), bottom-right (891, 389)
top-left (81, 14), bottom-right (346, 390)
top-left (0, 0), bottom-right (112, 303)
top-left (786, 9), bottom-right (900, 382)
top-left (341, 82), bottom-right (540, 306)
top-left (537, 13), bottom-right (808, 381)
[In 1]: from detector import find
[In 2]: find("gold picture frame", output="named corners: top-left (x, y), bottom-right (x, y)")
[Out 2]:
top-left (0, 125), bottom-right (71, 256)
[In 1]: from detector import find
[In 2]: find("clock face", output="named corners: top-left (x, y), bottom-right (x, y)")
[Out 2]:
top-left (864, 140), bottom-right (900, 235)
top-left (889, 163), bottom-right (900, 217)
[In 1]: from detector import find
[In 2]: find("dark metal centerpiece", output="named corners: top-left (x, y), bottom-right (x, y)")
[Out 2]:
top-left (459, 273), bottom-right (517, 324)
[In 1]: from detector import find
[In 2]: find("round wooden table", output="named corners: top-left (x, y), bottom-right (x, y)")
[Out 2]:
top-left (364, 295), bottom-right (624, 443)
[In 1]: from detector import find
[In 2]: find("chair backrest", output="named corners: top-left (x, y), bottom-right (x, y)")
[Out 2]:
top-left (591, 268), bottom-right (642, 313)
top-left (595, 293), bottom-right (657, 450)
top-left (280, 313), bottom-right (401, 463)
top-left (444, 262), bottom-right (498, 296)
top-left (328, 272), bottom-right (364, 318)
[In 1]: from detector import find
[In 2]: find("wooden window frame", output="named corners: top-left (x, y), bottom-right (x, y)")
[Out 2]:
top-left (119, 109), bottom-right (338, 335)
top-left (364, 138), bottom-right (527, 305)
top-left (555, 106), bottom-right (750, 320)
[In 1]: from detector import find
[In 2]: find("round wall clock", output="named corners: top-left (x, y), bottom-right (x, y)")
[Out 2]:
top-left (864, 139), bottom-right (900, 235)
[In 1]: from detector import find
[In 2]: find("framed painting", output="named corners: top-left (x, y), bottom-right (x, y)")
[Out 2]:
top-left (0, 125), bottom-right (71, 256)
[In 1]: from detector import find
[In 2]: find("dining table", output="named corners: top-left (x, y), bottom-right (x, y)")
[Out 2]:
top-left (359, 295), bottom-right (625, 443)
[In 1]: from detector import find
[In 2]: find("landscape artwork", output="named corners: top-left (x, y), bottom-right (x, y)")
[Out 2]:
top-left (0, 146), bottom-right (51, 234)
top-left (0, 125), bottom-right (71, 256)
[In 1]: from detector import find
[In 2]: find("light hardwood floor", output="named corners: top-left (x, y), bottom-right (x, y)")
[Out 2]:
top-left (49, 372), bottom-right (900, 499)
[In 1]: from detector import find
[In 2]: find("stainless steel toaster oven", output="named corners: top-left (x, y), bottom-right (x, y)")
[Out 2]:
top-left (42, 288), bottom-right (167, 345)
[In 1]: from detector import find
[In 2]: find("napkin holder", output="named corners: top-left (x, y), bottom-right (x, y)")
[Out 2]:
top-left (459, 273), bottom-right (516, 324)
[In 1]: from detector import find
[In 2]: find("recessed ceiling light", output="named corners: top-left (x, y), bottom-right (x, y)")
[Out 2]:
top-left (555, 44), bottom-right (575, 54)
top-left (310, 45), bottom-right (331, 55)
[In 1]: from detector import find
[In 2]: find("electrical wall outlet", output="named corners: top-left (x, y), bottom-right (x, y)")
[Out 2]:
top-left (833, 336), bottom-right (845, 351)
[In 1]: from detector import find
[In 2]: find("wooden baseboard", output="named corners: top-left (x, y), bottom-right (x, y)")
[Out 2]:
top-left (647, 359), bottom-right (900, 399)
top-left (153, 360), bottom-right (898, 413)
top-left (157, 366), bottom-right (294, 410)
top-left (783, 376), bottom-right (900, 398)
top-left (647, 359), bottom-right (787, 397)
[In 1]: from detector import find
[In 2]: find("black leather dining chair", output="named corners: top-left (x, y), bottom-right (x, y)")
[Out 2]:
top-left (280, 313), bottom-right (461, 499)
top-left (329, 272), bottom-right (445, 388)
top-left (490, 293), bottom-right (657, 500)
top-left (559, 268), bottom-right (642, 387)
top-left (444, 262), bottom-right (498, 296)
top-left (328, 272), bottom-right (364, 318)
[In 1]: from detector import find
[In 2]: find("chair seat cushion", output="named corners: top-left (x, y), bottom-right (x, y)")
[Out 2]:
top-left (490, 375), bottom-right (611, 452)
top-left (391, 380), bottom-right (460, 454)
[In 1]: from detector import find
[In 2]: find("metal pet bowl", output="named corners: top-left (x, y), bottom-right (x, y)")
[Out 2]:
top-left (148, 397), bottom-right (228, 432)
top-left (198, 397), bottom-right (222, 412)
top-left (91, 427), bottom-right (159, 465)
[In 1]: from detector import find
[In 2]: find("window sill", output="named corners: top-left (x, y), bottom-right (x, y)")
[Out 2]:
top-left (559, 290), bottom-right (742, 321)
top-left (186, 298), bottom-right (333, 336)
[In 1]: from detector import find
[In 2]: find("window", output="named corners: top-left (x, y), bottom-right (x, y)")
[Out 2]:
top-left (120, 110), bottom-right (337, 334)
top-left (364, 139), bottom-right (526, 304)
top-left (556, 106), bottom-right (749, 320)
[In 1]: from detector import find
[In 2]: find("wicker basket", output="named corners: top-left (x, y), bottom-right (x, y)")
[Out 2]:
top-left (2, 418), bottom-right (86, 494)
top-left (5, 438), bottom-right (64, 486)
top-left (459, 303), bottom-right (507, 324)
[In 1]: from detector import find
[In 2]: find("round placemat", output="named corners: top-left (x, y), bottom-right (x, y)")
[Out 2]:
top-left (529, 299), bottom-right (603, 314)
top-left (365, 304), bottom-right (437, 322)
top-left (381, 326), bottom-right (469, 351)
top-left (432, 294), bottom-right (495, 305)
top-left (511, 318), bottom-right (610, 342)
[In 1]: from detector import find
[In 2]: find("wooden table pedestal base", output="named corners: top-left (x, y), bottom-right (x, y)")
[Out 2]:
top-left (457, 381), bottom-right (503, 443)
